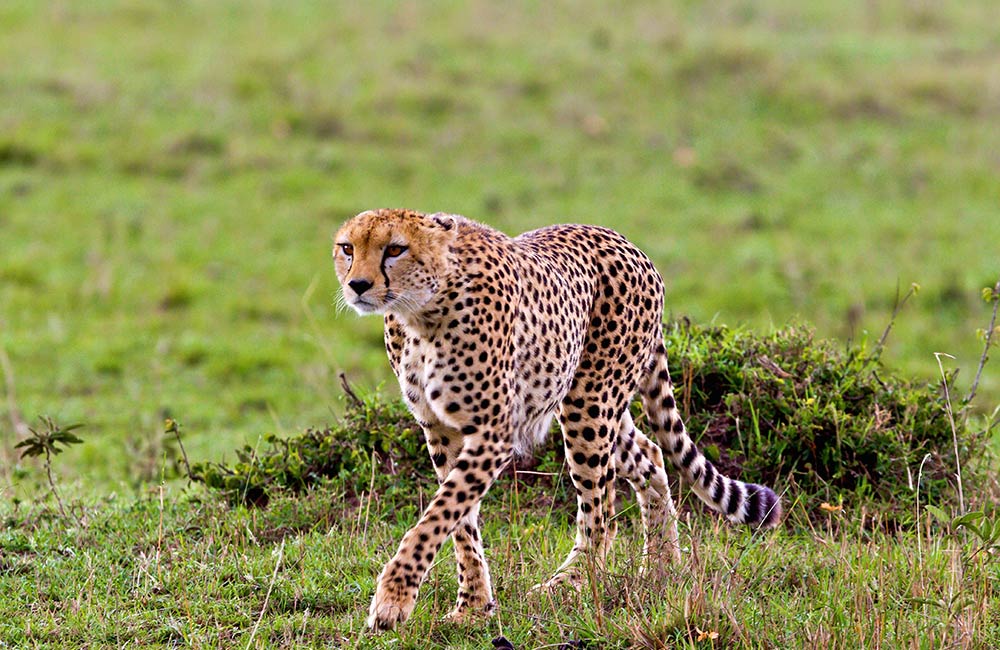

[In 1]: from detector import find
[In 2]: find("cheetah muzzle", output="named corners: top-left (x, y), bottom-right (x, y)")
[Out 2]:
top-left (333, 208), bottom-right (782, 631)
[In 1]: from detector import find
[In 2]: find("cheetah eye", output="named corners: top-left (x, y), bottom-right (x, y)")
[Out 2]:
top-left (384, 244), bottom-right (407, 258)
top-left (339, 243), bottom-right (354, 257)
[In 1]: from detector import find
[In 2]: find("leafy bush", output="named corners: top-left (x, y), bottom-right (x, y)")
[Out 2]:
top-left (663, 320), bottom-right (981, 523)
top-left (192, 323), bottom-right (988, 526)
top-left (189, 396), bottom-right (432, 507)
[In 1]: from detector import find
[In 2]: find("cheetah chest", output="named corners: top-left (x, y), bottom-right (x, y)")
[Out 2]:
top-left (393, 322), bottom-right (581, 454)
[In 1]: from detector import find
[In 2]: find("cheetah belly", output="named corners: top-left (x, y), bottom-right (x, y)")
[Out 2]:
top-left (509, 363), bottom-right (568, 457)
top-left (513, 412), bottom-right (556, 457)
top-left (509, 304), bottom-right (586, 456)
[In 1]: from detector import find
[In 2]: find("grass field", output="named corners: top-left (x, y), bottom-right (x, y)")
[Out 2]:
top-left (2, 0), bottom-right (999, 494)
top-left (1, 1), bottom-right (1000, 647)
top-left (3, 480), bottom-right (1000, 648)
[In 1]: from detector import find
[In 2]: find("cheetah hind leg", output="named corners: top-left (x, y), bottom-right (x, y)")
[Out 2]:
top-left (530, 404), bottom-right (620, 594)
top-left (615, 411), bottom-right (681, 574)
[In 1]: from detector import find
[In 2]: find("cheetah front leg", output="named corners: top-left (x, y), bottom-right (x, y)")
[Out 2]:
top-left (444, 502), bottom-right (495, 622)
top-left (423, 426), bottom-right (496, 623)
top-left (367, 432), bottom-right (507, 631)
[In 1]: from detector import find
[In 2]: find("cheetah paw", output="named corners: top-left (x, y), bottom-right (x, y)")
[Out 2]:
top-left (442, 599), bottom-right (496, 624)
top-left (528, 571), bottom-right (584, 595)
top-left (367, 580), bottom-right (417, 631)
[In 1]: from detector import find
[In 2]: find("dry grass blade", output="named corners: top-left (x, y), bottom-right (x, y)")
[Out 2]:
top-left (934, 353), bottom-right (964, 514)
top-left (246, 538), bottom-right (285, 650)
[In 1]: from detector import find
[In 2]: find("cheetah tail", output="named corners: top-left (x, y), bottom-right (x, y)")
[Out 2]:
top-left (639, 346), bottom-right (782, 529)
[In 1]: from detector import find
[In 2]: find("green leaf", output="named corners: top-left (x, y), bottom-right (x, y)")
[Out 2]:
top-left (17, 444), bottom-right (45, 458)
top-left (924, 504), bottom-right (950, 525)
top-left (52, 432), bottom-right (84, 445)
top-left (990, 519), bottom-right (1000, 542)
top-left (951, 593), bottom-right (978, 613)
top-left (952, 511), bottom-right (985, 528)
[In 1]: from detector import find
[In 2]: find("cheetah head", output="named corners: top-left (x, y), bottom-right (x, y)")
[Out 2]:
top-left (334, 208), bottom-right (458, 316)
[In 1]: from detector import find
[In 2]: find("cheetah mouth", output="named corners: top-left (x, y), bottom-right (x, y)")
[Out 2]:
top-left (345, 290), bottom-right (415, 316)
top-left (348, 298), bottom-right (381, 314)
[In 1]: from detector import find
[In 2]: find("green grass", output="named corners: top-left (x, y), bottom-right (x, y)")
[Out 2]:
top-left (1, 0), bottom-right (999, 496)
top-left (3, 481), bottom-right (1000, 648)
top-left (1, 3), bottom-right (1000, 646)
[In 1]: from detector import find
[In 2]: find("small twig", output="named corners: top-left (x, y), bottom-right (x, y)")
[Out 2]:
top-left (16, 417), bottom-right (84, 525)
top-left (934, 353), bottom-right (964, 514)
top-left (175, 433), bottom-right (192, 479)
top-left (509, 470), bottom-right (560, 477)
top-left (164, 419), bottom-right (192, 479)
top-left (757, 354), bottom-right (792, 379)
top-left (964, 277), bottom-right (1000, 408)
top-left (874, 282), bottom-right (919, 358)
top-left (338, 371), bottom-right (364, 409)
top-left (43, 445), bottom-right (69, 519)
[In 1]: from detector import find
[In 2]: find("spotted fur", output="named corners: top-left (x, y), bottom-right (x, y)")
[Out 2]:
top-left (333, 209), bottom-right (781, 631)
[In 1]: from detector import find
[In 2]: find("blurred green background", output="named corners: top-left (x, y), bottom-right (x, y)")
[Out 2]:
top-left (1, 0), bottom-right (998, 497)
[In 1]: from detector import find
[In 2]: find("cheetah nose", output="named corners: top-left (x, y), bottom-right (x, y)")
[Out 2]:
top-left (348, 279), bottom-right (374, 296)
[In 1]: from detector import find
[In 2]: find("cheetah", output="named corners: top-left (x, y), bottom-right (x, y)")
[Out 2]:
top-left (333, 208), bottom-right (781, 631)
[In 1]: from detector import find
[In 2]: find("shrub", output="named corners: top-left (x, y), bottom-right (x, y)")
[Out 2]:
top-left (662, 321), bottom-right (979, 524)
top-left (191, 322), bottom-right (987, 527)
top-left (189, 396), bottom-right (432, 507)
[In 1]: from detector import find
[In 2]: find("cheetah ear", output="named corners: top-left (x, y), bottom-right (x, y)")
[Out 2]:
top-left (428, 213), bottom-right (458, 232)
